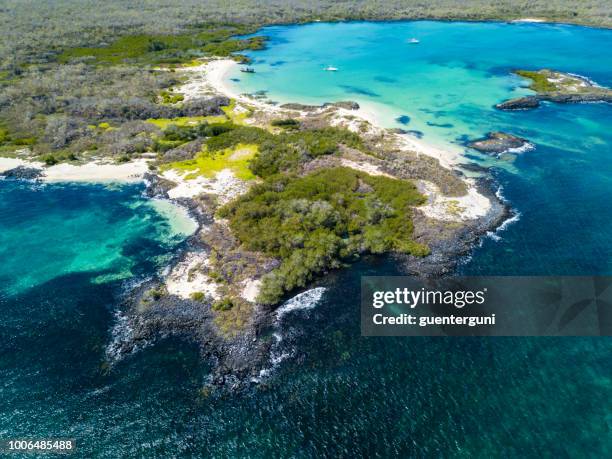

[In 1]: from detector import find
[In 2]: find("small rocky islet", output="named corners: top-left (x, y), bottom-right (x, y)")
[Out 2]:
top-left (467, 132), bottom-right (532, 155)
top-left (496, 69), bottom-right (612, 110)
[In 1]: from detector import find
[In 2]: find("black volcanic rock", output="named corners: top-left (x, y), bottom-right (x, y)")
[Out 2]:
top-left (324, 100), bottom-right (360, 110)
top-left (1, 166), bottom-right (44, 180)
top-left (495, 96), bottom-right (540, 110)
top-left (467, 132), bottom-right (531, 154)
top-left (280, 103), bottom-right (321, 111)
top-left (282, 100), bottom-right (360, 111)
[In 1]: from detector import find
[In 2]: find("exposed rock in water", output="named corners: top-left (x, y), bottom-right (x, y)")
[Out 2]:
top-left (495, 96), bottom-right (540, 110)
top-left (400, 178), bottom-right (510, 276)
top-left (323, 100), bottom-right (360, 110)
top-left (545, 92), bottom-right (612, 104)
top-left (281, 101), bottom-right (360, 111)
top-left (280, 103), bottom-right (322, 111)
top-left (496, 69), bottom-right (612, 110)
top-left (0, 166), bottom-right (44, 180)
top-left (467, 132), bottom-right (532, 154)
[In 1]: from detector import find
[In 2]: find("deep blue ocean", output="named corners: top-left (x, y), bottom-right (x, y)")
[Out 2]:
top-left (1, 21), bottom-right (611, 457)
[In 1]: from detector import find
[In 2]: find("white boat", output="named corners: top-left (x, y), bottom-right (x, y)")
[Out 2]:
top-left (408, 38), bottom-right (420, 44)
top-left (324, 66), bottom-right (338, 71)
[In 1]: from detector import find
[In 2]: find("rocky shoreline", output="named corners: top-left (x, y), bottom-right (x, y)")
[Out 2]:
top-left (1, 59), bottom-right (512, 391)
top-left (107, 163), bottom-right (509, 390)
top-left (1, 136), bottom-right (509, 392)
top-left (496, 69), bottom-right (612, 110)
top-left (467, 132), bottom-right (532, 155)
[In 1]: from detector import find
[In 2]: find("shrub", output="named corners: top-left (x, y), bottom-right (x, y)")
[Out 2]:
top-left (212, 297), bottom-right (234, 311)
top-left (42, 154), bottom-right (58, 165)
top-left (191, 291), bottom-right (205, 302)
top-left (271, 118), bottom-right (300, 128)
top-left (219, 167), bottom-right (428, 304)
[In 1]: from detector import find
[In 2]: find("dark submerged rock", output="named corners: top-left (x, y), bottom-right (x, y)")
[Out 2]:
top-left (395, 115), bottom-right (411, 125)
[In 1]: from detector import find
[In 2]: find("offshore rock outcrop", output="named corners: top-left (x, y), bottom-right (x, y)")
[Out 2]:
top-left (496, 96), bottom-right (540, 110)
top-left (467, 132), bottom-right (532, 154)
top-left (280, 100), bottom-right (360, 111)
top-left (496, 69), bottom-right (612, 110)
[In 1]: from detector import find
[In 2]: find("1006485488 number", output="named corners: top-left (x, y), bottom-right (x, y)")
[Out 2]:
top-left (2, 439), bottom-right (75, 454)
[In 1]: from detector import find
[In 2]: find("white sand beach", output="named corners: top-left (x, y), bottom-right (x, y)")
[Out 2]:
top-left (0, 157), bottom-right (150, 183)
top-left (43, 159), bottom-right (151, 183)
top-left (0, 157), bottom-right (44, 173)
top-left (190, 59), bottom-right (491, 222)
top-left (512, 18), bottom-right (547, 23)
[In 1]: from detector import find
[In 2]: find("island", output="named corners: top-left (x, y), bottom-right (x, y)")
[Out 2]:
top-left (467, 132), bottom-right (532, 155)
top-left (0, 40), bottom-right (507, 384)
top-left (496, 69), bottom-right (612, 110)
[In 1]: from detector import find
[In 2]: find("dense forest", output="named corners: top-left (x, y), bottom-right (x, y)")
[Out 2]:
top-left (1, 0), bottom-right (608, 160)
top-left (1, 1), bottom-right (610, 69)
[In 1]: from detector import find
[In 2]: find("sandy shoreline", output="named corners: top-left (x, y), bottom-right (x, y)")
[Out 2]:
top-left (199, 58), bottom-right (491, 218)
top-left (0, 157), bottom-right (150, 183)
top-left (512, 18), bottom-right (547, 23)
top-left (1, 57), bottom-right (493, 223)
top-left (203, 59), bottom-right (462, 168)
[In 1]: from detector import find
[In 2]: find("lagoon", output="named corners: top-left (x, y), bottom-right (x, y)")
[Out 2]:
top-left (228, 20), bottom-right (612, 275)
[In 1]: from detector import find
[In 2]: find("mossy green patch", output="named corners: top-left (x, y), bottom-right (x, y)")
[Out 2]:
top-left (515, 70), bottom-right (560, 93)
top-left (146, 116), bottom-right (225, 129)
top-left (221, 99), bottom-right (251, 125)
top-left (160, 90), bottom-right (185, 104)
top-left (146, 99), bottom-right (249, 130)
top-left (163, 143), bottom-right (258, 181)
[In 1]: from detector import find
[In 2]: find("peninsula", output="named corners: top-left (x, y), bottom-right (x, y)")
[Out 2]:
top-left (0, 47), bottom-right (506, 383)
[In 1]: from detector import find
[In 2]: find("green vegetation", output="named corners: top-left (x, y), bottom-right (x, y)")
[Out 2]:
top-left (147, 116), bottom-right (225, 130)
top-left (514, 69), bottom-right (612, 99)
top-left (191, 291), bottom-right (205, 302)
top-left (515, 70), bottom-right (558, 93)
top-left (219, 167), bottom-right (427, 304)
top-left (2, 1), bottom-right (610, 73)
top-left (160, 90), bottom-right (185, 104)
top-left (58, 25), bottom-right (266, 66)
top-left (271, 118), bottom-right (300, 129)
top-left (154, 117), bottom-right (426, 305)
top-left (163, 143), bottom-right (258, 180)
top-left (192, 123), bottom-right (368, 178)
top-left (212, 297), bottom-right (234, 311)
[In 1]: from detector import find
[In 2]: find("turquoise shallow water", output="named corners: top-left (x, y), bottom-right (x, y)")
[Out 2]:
top-left (1, 21), bottom-right (612, 457)
top-left (228, 20), bottom-right (612, 274)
